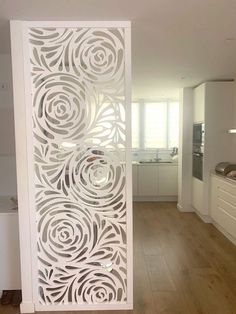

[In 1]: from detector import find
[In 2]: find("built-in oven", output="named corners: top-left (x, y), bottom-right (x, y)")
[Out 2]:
top-left (192, 123), bottom-right (204, 180)
top-left (193, 123), bottom-right (204, 145)
top-left (192, 151), bottom-right (203, 180)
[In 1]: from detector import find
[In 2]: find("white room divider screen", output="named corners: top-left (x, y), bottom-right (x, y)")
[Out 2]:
top-left (11, 21), bottom-right (132, 312)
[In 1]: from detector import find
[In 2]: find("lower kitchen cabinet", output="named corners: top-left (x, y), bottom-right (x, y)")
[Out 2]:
top-left (210, 174), bottom-right (236, 244)
top-left (132, 164), bottom-right (138, 196)
top-left (138, 165), bottom-right (158, 196)
top-left (192, 177), bottom-right (204, 214)
top-left (133, 163), bottom-right (178, 200)
top-left (158, 165), bottom-right (178, 196)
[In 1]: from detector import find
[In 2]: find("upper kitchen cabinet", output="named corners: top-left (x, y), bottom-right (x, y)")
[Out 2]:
top-left (203, 82), bottom-right (235, 168)
top-left (193, 84), bottom-right (205, 123)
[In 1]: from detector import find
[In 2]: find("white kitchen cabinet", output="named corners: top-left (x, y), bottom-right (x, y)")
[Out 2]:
top-left (132, 164), bottom-right (138, 196)
top-left (193, 84), bottom-right (205, 123)
top-left (133, 163), bottom-right (178, 200)
top-left (191, 82), bottom-right (235, 221)
top-left (158, 165), bottom-right (178, 196)
top-left (138, 165), bottom-right (158, 196)
top-left (192, 177), bottom-right (204, 214)
top-left (210, 174), bottom-right (236, 244)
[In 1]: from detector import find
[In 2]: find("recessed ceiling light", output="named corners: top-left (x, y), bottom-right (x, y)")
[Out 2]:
top-left (228, 129), bottom-right (236, 133)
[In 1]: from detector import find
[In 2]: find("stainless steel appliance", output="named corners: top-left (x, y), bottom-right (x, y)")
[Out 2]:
top-left (193, 123), bottom-right (204, 145)
top-left (215, 162), bottom-right (236, 176)
top-left (192, 123), bottom-right (204, 181)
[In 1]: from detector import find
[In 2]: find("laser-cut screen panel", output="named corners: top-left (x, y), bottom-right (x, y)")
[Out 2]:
top-left (26, 26), bottom-right (130, 307)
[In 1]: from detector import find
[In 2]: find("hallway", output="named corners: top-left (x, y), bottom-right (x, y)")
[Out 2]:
top-left (1, 202), bottom-right (236, 314)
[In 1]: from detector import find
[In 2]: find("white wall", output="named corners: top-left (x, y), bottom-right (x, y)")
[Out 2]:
top-left (178, 88), bottom-right (193, 212)
top-left (231, 80), bottom-right (236, 148)
top-left (0, 54), bottom-right (17, 196)
top-left (0, 54), bottom-right (14, 109)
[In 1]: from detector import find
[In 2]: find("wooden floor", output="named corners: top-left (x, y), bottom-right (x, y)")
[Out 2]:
top-left (1, 202), bottom-right (236, 314)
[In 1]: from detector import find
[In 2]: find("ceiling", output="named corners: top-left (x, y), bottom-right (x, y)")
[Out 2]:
top-left (1, 0), bottom-right (236, 99)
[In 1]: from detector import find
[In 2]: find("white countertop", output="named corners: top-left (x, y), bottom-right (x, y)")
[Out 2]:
top-left (211, 171), bottom-right (236, 185)
top-left (132, 161), bottom-right (178, 166)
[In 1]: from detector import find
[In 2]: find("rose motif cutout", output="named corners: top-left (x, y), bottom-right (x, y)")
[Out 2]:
top-left (37, 201), bottom-right (93, 263)
top-left (33, 73), bottom-right (89, 144)
top-left (66, 148), bottom-right (126, 211)
top-left (73, 270), bottom-right (126, 303)
top-left (72, 29), bottom-right (124, 85)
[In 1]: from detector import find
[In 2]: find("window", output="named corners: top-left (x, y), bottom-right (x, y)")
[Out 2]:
top-left (144, 102), bottom-right (167, 149)
top-left (168, 101), bottom-right (179, 148)
top-left (131, 102), bottom-right (140, 149)
top-left (132, 100), bottom-right (179, 149)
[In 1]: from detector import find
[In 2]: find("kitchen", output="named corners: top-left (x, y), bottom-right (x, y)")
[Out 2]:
top-left (131, 81), bottom-right (236, 246)
top-left (131, 99), bottom-right (179, 202)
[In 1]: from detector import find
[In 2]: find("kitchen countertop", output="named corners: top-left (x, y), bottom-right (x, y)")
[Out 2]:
top-left (132, 161), bottom-right (178, 166)
top-left (211, 171), bottom-right (236, 185)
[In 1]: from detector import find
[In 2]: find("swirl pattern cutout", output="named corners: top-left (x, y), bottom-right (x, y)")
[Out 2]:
top-left (28, 26), bottom-right (128, 306)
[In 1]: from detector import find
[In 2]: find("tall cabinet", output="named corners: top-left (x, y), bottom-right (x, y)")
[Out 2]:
top-left (192, 82), bottom-right (235, 221)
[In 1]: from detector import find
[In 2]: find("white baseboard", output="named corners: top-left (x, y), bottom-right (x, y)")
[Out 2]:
top-left (194, 208), bottom-right (212, 223)
top-left (20, 302), bottom-right (35, 313)
top-left (133, 196), bottom-right (177, 202)
top-left (177, 203), bottom-right (194, 212)
top-left (212, 221), bottom-right (236, 246)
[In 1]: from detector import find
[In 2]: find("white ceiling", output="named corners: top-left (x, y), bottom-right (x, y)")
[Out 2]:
top-left (1, 0), bottom-right (236, 99)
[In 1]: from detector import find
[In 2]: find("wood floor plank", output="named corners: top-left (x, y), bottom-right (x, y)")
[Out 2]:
top-left (133, 255), bottom-right (156, 314)
top-left (153, 291), bottom-right (189, 314)
top-left (145, 255), bottom-right (176, 292)
top-left (188, 268), bottom-right (236, 314)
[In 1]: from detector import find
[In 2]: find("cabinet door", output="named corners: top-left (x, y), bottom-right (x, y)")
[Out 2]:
top-left (192, 177), bottom-right (204, 213)
top-left (158, 166), bottom-right (178, 196)
top-left (132, 164), bottom-right (138, 196)
top-left (138, 165), bottom-right (158, 196)
top-left (194, 84), bottom-right (205, 123)
top-left (210, 176), bottom-right (236, 240)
